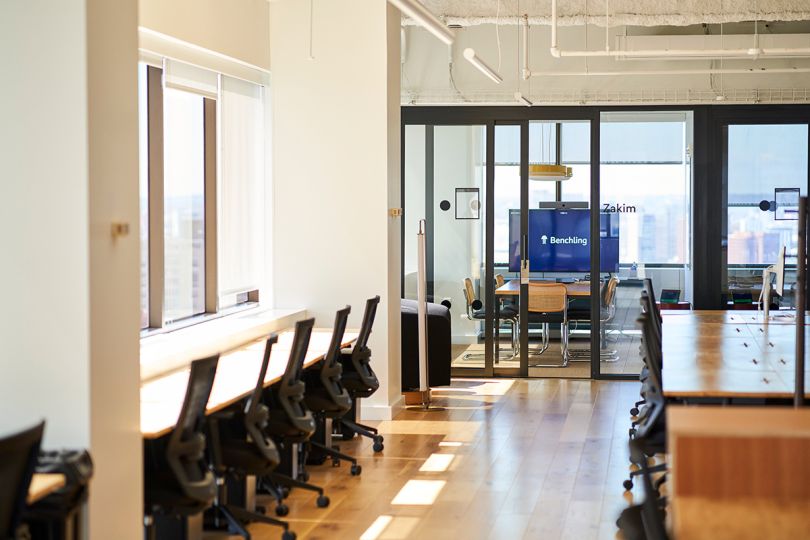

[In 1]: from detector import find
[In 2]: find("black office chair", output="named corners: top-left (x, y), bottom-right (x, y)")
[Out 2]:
top-left (303, 306), bottom-right (362, 475)
top-left (206, 335), bottom-right (296, 540)
top-left (260, 318), bottom-right (330, 510)
top-left (0, 421), bottom-right (45, 540)
top-left (144, 355), bottom-right (219, 539)
top-left (624, 311), bottom-right (667, 491)
top-left (618, 438), bottom-right (670, 540)
top-left (339, 296), bottom-right (385, 453)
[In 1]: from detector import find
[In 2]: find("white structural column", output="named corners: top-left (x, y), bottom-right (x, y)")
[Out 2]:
top-left (271, 0), bottom-right (403, 419)
top-left (0, 1), bottom-right (142, 538)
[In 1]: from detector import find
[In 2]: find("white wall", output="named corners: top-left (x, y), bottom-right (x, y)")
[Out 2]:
top-left (403, 22), bottom-right (810, 104)
top-left (0, 1), bottom-right (141, 538)
top-left (1, 0), bottom-right (91, 449)
top-left (271, 0), bottom-right (403, 417)
top-left (139, 0), bottom-right (270, 69)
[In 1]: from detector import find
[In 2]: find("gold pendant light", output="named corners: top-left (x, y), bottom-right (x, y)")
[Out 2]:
top-left (529, 164), bottom-right (573, 181)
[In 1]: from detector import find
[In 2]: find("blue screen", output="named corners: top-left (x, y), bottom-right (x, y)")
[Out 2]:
top-left (508, 209), bottom-right (619, 273)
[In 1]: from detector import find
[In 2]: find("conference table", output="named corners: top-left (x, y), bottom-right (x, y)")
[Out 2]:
top-left (493, 279), bottom-right (591, 359)
top-left (661, 310), bottom-right (810, 400)
top-left (141, 328), bottom-right (358, 439)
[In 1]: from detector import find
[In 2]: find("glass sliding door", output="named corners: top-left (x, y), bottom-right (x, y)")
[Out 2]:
top-left (723, 123), bottom-right (808, 311)
top-left (598, 112), bottom-right (693, 376)
top-left (403, 124), bottom-right (490, 375)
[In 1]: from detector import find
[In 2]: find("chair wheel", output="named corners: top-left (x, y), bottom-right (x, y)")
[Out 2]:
top-left (623, 479), bottom-right (633, 491)
top-left (282, 530), bottom-right (296, 540)
top-left (373, 436), bottom-right (384, 453)
top-left (317, 495), bottom-right (330, 508)
top-left (630, 407), bottom-right (639, 416)
top-left (341, 430), bottom-right (355, 441)
top-left (301, 471), bottom-right (310, 482)
top-left (275, 504), bottom-right (289, 517)
top-left (351, 464), bottom-right (362, 476)
top-left (332, 458), bottom-right (341, 467)
top-left (281, 487), bottom-right (290, 499)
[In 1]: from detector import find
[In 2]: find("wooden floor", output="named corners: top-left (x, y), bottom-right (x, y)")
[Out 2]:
top-left (241, 378), bottom-right (639, 540)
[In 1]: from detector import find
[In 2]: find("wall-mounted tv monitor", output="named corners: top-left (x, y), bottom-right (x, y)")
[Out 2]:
top-left (507, 209), bottom-right (619, 273)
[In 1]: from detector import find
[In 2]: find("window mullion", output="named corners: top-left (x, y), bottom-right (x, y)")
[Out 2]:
top-left (147, 65), bottom-right (165, 329)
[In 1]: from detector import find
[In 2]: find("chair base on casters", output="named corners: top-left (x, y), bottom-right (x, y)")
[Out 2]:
top-left (263, 473), bottom-right (330, 509)
top-left (310, 441), bottom-right (362, 475)
top-left (207, 503), bottom-right (296, 540)
top-left (341, 419), bottom-right (384, 452)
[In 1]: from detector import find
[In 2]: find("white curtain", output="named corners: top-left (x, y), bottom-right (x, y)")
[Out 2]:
top-left (218, 75), bottom-right (265, 306)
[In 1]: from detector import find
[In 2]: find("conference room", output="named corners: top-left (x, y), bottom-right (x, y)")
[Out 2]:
top-left (3, 1), bottom-right (810, 540)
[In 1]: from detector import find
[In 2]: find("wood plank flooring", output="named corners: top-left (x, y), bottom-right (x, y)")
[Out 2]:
top-left (239, 379), bottom-right (639, 540)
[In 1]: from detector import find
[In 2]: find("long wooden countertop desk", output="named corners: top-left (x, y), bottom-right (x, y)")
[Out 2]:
top-left (662, 310), bottom-right (809, 399)
top-left (668, 406), bottom-right (810, 540)
top-left (141, 328), bottom-right (358, 439)
top-left (28, 473), bottom-right (66, 504)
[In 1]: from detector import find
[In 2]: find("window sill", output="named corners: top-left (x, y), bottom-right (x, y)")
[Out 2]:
top-left (140, 306), bottom-right (306, 381)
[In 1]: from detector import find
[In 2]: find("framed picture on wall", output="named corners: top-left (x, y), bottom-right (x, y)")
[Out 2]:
top-left (455, 188), bottom-right (480, 220)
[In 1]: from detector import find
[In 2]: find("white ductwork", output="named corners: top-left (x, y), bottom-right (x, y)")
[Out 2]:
top-left (549, 0), bottom-right (810, 61)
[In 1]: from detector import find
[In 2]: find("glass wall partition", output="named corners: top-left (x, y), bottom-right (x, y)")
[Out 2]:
top-left (599, 111), bottom-right (693, 376)
top-left (723, 124), bottom-right (808, 311)
top-left (404, 124), bottom-right (490, 375)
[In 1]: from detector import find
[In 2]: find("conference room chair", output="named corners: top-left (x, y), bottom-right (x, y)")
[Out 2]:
top-left (526, 282), bottom-right (570, 367)
top-left (567, 276), bottom-right (620, 361)
top-left (338, 296), bottom-right (385, 453)
top-left (462, 277), bottom-right (518, 361)
top-left (205, 334), bottom-right (296, 540)
top-left (0, 421), bottom-right (45, 540)
top-left (303, 306), bottom-right (362, 475)
top-left (143, 355), bottom-right (219, 540)
top-left (260, 318), bottom-right (330, 509)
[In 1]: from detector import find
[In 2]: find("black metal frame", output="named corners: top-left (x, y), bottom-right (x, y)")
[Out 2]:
top-left (402, 104), bottom-right (810, 381)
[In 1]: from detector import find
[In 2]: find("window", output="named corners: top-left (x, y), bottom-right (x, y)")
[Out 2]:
top-left (162, 87), bottom-right (207, 322)
top-left (600, 113), bottom-right (692, 266)
top-left (138, 60), bottom-right (265, 332)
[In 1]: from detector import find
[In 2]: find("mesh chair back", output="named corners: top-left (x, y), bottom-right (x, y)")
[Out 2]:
top-left (0, 421), bottom-right (44, 538)
top-left (355, 296), bottom-right (380, 352)
top-left (528, 282), bottom-right (567, 313)
top-left (320, 306), bottom-right (352, 409)
top-left (278, 318), bottom-right (316, 435)
top-left (167, 355), bottom-right (218, 504)
top-left (245, 335), bottom-right (280, 465)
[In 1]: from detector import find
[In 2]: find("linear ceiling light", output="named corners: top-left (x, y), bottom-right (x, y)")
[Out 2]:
top-left (514, 92), bottom-right (533, 107)
top-left (388, 0), bottom-right (454, 46)
top-left (463, 48), bottom-right (503, 84)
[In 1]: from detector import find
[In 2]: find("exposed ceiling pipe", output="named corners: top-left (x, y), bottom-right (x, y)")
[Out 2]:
top-left (463, 48), bottom-right (503, 84)
top-left (388, 0), bottom-right (454, 46)
top-left (521, 14), bottom-right (530, 80)
top-left (528, 67), bottom-right (810, 77)
top-left (548, 0), bottom-right (810, 60)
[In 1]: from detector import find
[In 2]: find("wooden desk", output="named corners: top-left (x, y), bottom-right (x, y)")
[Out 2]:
top-left (141, 328), bottom-right (358, 439)
top-left (662, 310), bottom-right (809, 399)
top-left (28, 473), bottom-right (65, 504)
top-left (668, 406), bottom-right (810, 540)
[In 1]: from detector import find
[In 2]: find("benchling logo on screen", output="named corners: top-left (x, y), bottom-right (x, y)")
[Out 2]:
top-left (508, 209), bottom-right (619, 273)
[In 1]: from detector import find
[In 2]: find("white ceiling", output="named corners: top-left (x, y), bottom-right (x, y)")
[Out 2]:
top-left (415, 0), bottom-right (810, 27)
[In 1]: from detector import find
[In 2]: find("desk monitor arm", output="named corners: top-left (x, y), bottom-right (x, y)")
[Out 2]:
top-left (759, 265), bottom-right (777, 321)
